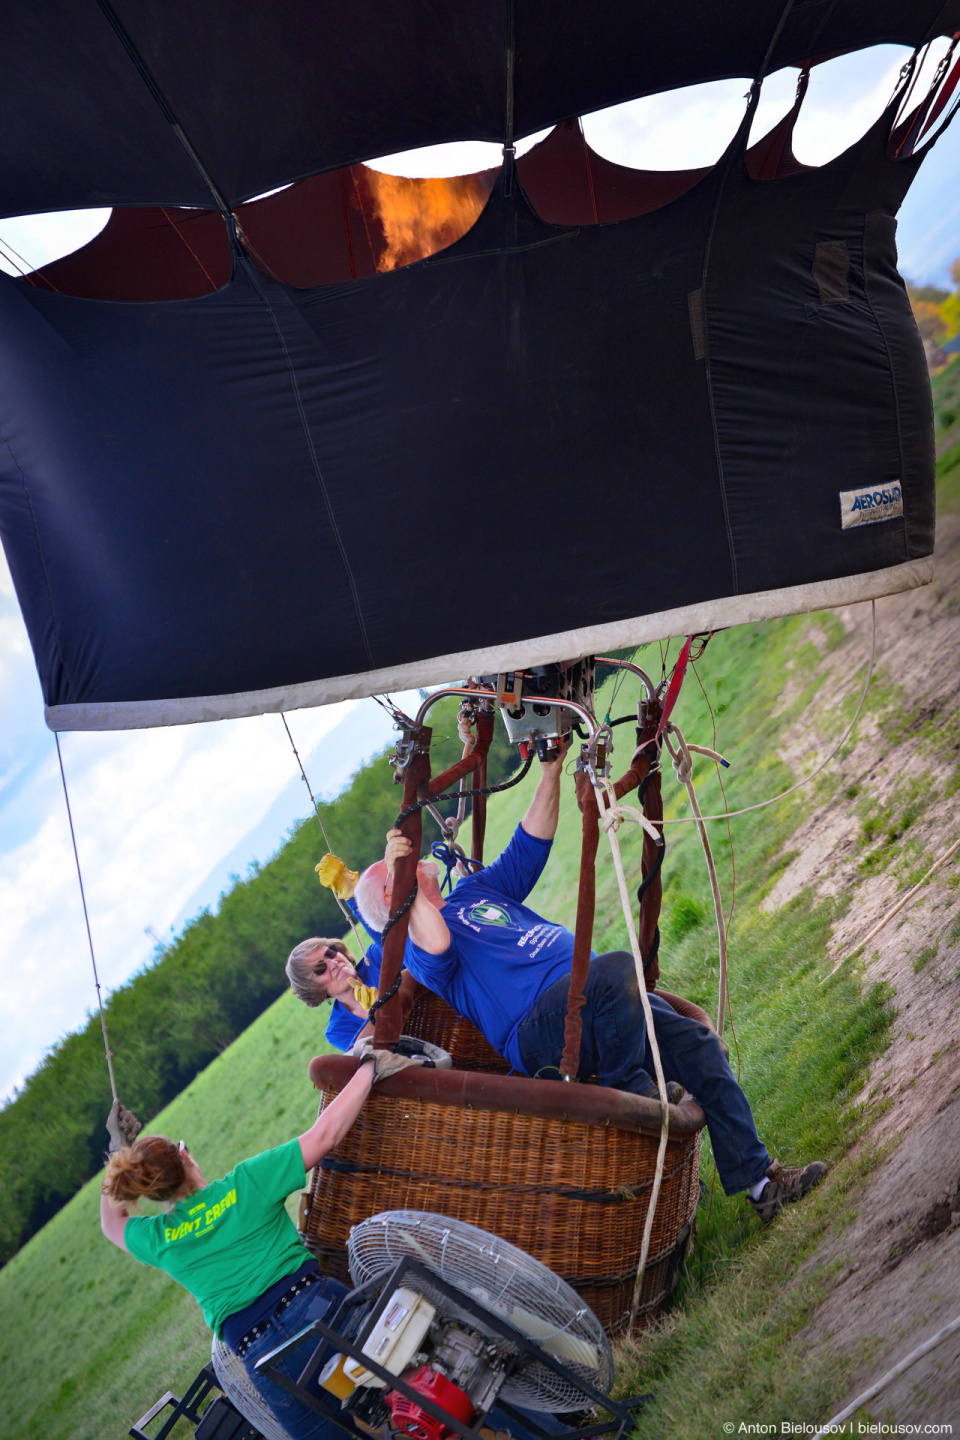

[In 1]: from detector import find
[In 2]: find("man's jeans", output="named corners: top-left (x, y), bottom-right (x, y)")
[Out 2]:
top-left (515, 950), bottom-right (771, 1195)
top-left (240, 1273), bottom-right (568, 1440)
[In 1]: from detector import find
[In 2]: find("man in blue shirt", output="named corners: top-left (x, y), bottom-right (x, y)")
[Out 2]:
top-left (353, 748), bottom-right (826, 1223)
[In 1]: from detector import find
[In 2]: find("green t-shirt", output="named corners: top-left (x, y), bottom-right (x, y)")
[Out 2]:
top-left (124, 1138), bottom-right (312, 1336)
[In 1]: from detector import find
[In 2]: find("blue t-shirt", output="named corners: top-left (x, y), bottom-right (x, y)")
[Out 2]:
top-left (324, 900), bottom-right (383, 1051)
top-left (323, 899), bottom-right (418, 1051)
top-left (406, 825), bottom-right (584, 1071)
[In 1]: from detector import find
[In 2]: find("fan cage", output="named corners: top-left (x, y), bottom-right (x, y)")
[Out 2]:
top-left (348, 1211), bottom-right (613, 1412)
top-left (211, 1335), bottom-right (291, 1440)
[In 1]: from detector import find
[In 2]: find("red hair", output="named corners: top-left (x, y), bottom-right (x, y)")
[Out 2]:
top-left (102, 1134), bottom-right (188, 1207)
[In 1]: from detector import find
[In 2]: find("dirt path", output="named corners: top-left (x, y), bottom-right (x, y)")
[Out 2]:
top-left (764, 514), bottom-right (960, 1423)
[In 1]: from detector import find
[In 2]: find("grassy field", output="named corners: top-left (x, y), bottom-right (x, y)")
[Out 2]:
top-left (0, 622), bottom-right (912, 1440)
top-left (3, 364), bottom-right (957, 1440)
top-left (0, 991), bottom-right (337, 1440)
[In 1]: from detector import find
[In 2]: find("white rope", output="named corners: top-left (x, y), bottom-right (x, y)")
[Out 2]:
top-left (281, 713), bottom-right (372, 964)
top-left (662, 723), bottom-right (729, 1036)
top-left (811, 1312), bottom-right (960, 1437)
top-left (659, 600), bottom-right (877, 826)
top-left (594, 776), bottom-right (671, 1325)
top-left (824, 834), bottom-right (960, 980)
top-left (598, 799), bottom-right (661, 843)
top-left (56, 734), bottom-right (119, 1105)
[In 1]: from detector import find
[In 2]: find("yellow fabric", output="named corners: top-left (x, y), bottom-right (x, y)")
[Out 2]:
top-left (351, 982), bottom-right (379, 1011)
top-left (315, 853), bottom-right (358, 900)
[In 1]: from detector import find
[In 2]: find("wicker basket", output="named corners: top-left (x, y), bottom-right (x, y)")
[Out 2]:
top-left (300, 1058), bottom-right (703, 1336)
top-left (403, 990), bottom-right (509, 1073)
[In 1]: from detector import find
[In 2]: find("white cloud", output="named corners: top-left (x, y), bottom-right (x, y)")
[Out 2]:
top-left (0, 539), bottom-right (357, 1099)
top-left (0, 689), bottom-right (407, 1099)
top-left (580, 45), bottom-right (924, 172)
top-left (0, 209), bottom-right (110, 277)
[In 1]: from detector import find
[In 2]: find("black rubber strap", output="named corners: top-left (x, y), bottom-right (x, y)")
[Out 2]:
top-left (394, 749), bottom-right (534, 829)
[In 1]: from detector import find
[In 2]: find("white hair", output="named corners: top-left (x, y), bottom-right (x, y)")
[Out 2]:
top-left (354, 860), bottom-right (441, 935)
top-left (353, 865), bottom-right (390, 933)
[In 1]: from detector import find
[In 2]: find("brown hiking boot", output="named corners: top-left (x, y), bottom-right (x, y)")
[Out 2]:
top-left (750, 1158), bottom-right (827, 1222)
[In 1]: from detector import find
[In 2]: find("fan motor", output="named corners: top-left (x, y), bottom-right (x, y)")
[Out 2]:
top-left (386, 1365), bottom-right (475, 1440)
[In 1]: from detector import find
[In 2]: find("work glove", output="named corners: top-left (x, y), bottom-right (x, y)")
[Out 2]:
top-left (351, 1034), bottom-right (452, 1070)
top-left (358, 1048), bottom-right (428, 1084)
top-left (105, 1099), bottom-right (142, 1153)
top-left (315, 853), bottom-right (359, 900)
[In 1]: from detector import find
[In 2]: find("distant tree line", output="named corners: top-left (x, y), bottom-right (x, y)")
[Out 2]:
top-left (0, 701), bottom-right (520, 1266)
top-left (908, 258), bottom-right (960, 370)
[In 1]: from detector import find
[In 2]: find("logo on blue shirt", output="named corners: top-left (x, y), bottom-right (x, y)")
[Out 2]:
top-left (469, 901), bottom-right (512, 928)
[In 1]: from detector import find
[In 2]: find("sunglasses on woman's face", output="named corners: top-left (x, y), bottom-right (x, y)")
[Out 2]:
top-left (313, 947), bottom-right (340, 977)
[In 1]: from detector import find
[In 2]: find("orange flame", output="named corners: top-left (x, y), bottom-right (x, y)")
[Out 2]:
top-left (365, 173), bottom-right (488, 272)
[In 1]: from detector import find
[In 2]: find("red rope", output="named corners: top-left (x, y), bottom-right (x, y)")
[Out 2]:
top-left (578, 119), bottom-right (600, 224)
top-left (160, 206), bottom-right (218, 291)
top-left (339, 168), bottom-right (359, 279)
top-left (656, 634), bottom-right (693, 739)
top-left (691, 657), bottom-right (741, 1081)
top-left (919, 39), bottom-right (960, 145)
top-left (0, 234), bottom-right (61, 291)
top-left (350, 167), bottom-right (380, 269)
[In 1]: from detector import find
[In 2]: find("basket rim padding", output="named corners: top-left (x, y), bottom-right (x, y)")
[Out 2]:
top-left (308, 1056), bottom-right (706, 1137)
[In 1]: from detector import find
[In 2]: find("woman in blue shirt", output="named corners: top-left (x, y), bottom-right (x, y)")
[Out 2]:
top-left (286, 900), bottom-right (420, 1052)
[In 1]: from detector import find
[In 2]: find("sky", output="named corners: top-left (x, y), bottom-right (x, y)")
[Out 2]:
top-left (2, 42), bottom-right (959, 1104)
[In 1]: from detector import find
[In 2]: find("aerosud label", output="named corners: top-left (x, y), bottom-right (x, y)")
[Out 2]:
top-left (839, 482), bottom-right (904, 529)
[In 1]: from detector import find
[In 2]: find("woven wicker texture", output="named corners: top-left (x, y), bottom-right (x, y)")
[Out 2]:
top-left (302, 1076), bottom-right (701, 1336)
top-left (403, 989), bottom-right (510, 1073)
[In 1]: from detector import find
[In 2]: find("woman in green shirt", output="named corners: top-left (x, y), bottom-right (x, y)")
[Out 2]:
top-left (101, 1052), bottom-right (414, 1439)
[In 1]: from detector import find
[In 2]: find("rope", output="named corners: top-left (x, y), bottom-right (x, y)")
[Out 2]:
top-left (659, 600), bottom-right (877, 826)
top-left (662, 724), bottom-right (730, 1036)
top-left (690, 657), bottom-right (741, 1063)
top-left (338, 167), bottom-right (360, 279)
top-left (239, 251), bottom-right (375, 669)
top-left (430, 840), bottom-right (483, 893)
top-left (280, 713), bottom-right (372, 963)
top-left (824, 835), bottom-right (960, 981)
top-left (633, 768), bottom-right (666, 974)
top-left (592, 775), bottom-right (672, 1325)
top-left (365, 882), bottom-right (422, 1021)
top-left (812, 1312), bottom-right (960, 1438)
top-left (55, 736), bottom-right (118, 1105)
top-left (0, 233), bottom-right (62, 290)
top-left (371, 693), bottom-right (416, 728)
top-left (95, 0), bottom-right (235, 217)
top-left (159, 207), bottom-right (219, 291)
top-left (394, 749), bottom-right (534, 829)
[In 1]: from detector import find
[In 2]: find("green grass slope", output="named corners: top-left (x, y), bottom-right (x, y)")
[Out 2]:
top-left (0, 990), bottom-right (337, 1440)
top-left (0, 630), bottom-right (895, 1439)
top-left (934, 356), bottom-right (960, 513)
top-left (8, 398), bottom-right (960, 1438)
